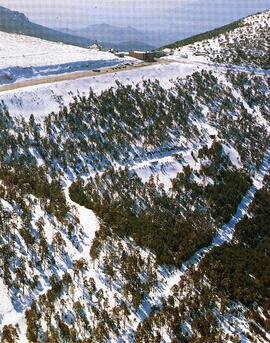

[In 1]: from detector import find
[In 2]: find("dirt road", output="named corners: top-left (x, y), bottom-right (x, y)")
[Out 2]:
top-left (0, 60), bottom-right (169, 93)
top-left (1, 57), bottom-right (266, 94)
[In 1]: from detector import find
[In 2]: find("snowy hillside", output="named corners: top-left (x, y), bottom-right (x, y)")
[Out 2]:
top-left (165, 11), bottom-right (270, 69)
top-left (0, 66), bottom-right (268, 341)
top-left (0, 10), bottom-right (269, 343)
top-left (0, 31), bottom-right (134, 85)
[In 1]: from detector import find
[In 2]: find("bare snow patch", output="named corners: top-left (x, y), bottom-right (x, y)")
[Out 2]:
top-left (222, 144), bottom-right (243, 168)
top-left (0, 31), bottom-right (133, 85)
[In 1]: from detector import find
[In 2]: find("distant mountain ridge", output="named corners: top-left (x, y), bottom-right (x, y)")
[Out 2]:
top-left (0, 6), bottom-right (155, 51)
top-left (58, 24), bottom-right (156, 50)
top-left (0, 6), bottom-right (94, 47)
top-left (60, 24), bottom-right (156, 45)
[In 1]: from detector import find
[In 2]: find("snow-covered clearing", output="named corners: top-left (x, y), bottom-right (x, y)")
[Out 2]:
top-left (64, 188), bottom-right (99, 250)
top-left (0, 278), bottom-right (27, 342)
top-left (0, 31), bottom-right (134, 85)
top-left (164, 54), bottom-right (270, 77)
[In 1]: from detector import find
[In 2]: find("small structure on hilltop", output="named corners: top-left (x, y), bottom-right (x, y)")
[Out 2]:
top-left (108, 49), bottom-right (128, 58)
top-left (163, 48), bottom-right (173, 56)
top-left (115, 52), bottom-right (127, 58)
top-left (128, 51), bottom-right (156, 62)
top-left (112, 51), bottom-right (129, 58)
top-left (88, 41), bottom-right (102, 51)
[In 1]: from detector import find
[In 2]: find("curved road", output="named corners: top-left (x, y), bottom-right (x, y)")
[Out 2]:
top-left (0, 60), bottom-right (170, 93)
top-left (0, 58), bottom-right (268, 94)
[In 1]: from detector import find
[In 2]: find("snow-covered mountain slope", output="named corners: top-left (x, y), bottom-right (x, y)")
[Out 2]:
top-left (164, 11), bottom-right (270, 69)
top-left (0, 65), bottom-right (269, 341)
top-left (0, 31), bottom-right (134, 85)
top-left (0, 10), bottom-right (269, 343)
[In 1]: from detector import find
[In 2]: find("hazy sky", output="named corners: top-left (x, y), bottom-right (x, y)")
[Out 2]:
top-left (0, 0), bottom-right (269, 35)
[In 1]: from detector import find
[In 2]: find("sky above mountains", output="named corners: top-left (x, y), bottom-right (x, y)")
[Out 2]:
top-left (0, 0), bottom-right (269, 39)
